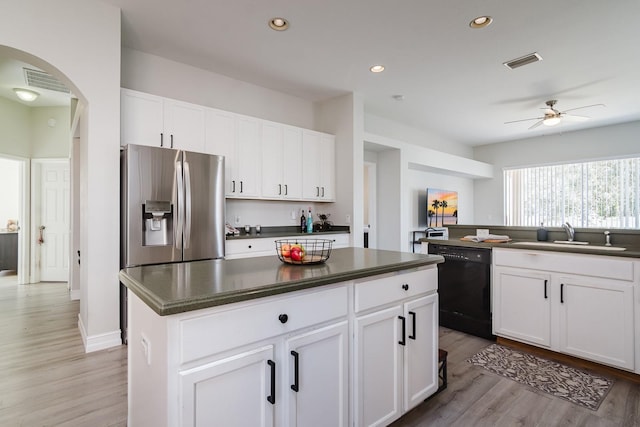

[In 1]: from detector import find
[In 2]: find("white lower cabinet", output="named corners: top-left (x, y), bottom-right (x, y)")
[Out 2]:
top-left (493, 248), bottom-right (636, 371)
top-left (354, 269), bottom-right (439, 427)
top-left (285, 322), bottom-right (349, 427)
top-left (127, 266), bottom-right (439, 427)
top-left (225, 234), bottom-right (350, 259)
top-left (179, 345), bottom-right (276, 427)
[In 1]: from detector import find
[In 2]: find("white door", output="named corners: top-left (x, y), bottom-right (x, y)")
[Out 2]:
top-left (285, 321), bottom-right (349, 427)
top-left (493, 268), bottom-right (552, 347)
top-left (355, 305), bottom-right (403, 427)
top-left (37, 160), bottom-right (70, 282)
top-left (557, 276), bottom-right (635, 370)
top-left (404, 294), bottom-right (439, 410)
top-left (180, 345), bottom-right (275, 427)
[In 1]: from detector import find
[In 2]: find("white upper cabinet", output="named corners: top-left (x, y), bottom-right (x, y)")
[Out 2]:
top-left (121, 88), bottom-right (205, 152)
top-left (302, 130), bottom-right (335, 201)
top-left (205, 110), bottom-right (261, 198)
top-left (262, 121), bottom-right (303, 200)
top-left (124, 89), bottom-right (336, 201)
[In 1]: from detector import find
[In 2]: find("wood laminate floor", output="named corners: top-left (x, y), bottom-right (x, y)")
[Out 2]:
top-left (0, 271), bottom-right (127, 427)
top-left (1, 271), bottom-right (639, 426)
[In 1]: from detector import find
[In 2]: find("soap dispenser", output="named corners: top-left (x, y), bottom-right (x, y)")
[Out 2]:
top-left (536, 222), bottom-right (548, 241)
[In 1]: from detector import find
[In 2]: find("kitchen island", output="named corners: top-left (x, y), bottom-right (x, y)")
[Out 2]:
top-left (120, 247), bottom-right (443, 427)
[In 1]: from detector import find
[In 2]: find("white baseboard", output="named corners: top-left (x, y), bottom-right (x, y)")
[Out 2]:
top-left (69, 289), bottom-right (81, 300)
top-left (78, 314), bottom-right (122, 353)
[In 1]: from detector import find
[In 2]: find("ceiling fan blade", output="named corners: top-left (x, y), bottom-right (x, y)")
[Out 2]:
top-left (562, 103), bottom-right (605, 113)
top-left (562, 114), bottom-right (590, 122)
top-left (528, 120), bottom-right (545, 130)
top-left (504, 116), bottom-right (544, 124)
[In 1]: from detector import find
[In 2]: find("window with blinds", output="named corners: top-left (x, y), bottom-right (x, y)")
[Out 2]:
top-left (504, 157), bottom-right (640, 228)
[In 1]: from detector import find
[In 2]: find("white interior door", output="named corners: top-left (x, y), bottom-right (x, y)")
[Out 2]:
top-left (36, 160), bottom-right (70, 282)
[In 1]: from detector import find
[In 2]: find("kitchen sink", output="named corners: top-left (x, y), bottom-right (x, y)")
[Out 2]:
top-left (511, 241), bottom-right (626, 251)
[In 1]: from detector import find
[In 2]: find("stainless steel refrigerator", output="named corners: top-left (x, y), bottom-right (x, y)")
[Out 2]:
top-left (120, 144), bottom-right (225, 342)
top-left (121, 144), bottom-right (225, 267)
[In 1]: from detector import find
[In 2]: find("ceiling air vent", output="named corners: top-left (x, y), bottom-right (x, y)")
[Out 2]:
top-left (503, 52), bottom-right (543, 70)
top-left (23, 67), bottom-right (70, 93)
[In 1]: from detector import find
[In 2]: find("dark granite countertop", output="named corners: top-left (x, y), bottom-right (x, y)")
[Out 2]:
top-left (226, 225), bottom-right (350, 240)
top-left (119, 247), bottom-right (443, 316)
top-left (420, 238), bottom-right (640, 258)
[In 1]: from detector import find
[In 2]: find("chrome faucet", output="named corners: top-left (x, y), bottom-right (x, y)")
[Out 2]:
top-left (562, 222), bottom-right (575, 241)
top-left (604, 230), bottom-right (612, 246)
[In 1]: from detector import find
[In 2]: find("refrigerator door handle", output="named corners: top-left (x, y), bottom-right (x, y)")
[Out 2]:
top-left (184, 161), bottom-right (192, 249)
top-left (175, 161), bottom-right (184, 250)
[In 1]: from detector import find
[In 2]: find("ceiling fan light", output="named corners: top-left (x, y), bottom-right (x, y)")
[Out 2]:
top-left (13, 88), bottom-right (39, 102)
top-left (543, 116), bottom-right (561, 126)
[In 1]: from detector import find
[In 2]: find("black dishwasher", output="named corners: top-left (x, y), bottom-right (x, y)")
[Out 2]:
top-left (428, 243), bottom-right (494, 340)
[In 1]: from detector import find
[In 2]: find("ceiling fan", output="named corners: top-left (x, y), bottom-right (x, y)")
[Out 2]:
top-left (505, 99), bottom-right (605, 130)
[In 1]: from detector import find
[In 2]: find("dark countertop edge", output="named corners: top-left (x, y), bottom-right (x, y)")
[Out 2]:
top-left (420, 238), bottom-right (640, 258)
top-left (226, 230), bottom-right (350, 240)
top-left (119, 255), bottom-right (443, 316)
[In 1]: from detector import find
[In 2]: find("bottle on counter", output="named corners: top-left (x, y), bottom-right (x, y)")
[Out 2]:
top-left (307, 207), bottom-right (313, 233)
top-left (300, 209), bottom-right (306, 233)
top-left (537, 222), bottom-right (548, 241)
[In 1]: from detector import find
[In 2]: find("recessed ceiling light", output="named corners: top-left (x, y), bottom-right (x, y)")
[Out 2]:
top-left (469, 16), bottom-right (493, 29)
top-left (392, 94), bottom-right (405, 101)
top-left (370, 65), bottom-right (385, 73)
top-left (269, 17), bottom-right (289, 31)
top-left (13, 88), bottom-right (39, 102)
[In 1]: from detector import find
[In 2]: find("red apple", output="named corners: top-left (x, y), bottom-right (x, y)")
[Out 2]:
top-left (290, 246), bottom-right (305, 262)
top-left (280, 243), bottom-right (291, 258)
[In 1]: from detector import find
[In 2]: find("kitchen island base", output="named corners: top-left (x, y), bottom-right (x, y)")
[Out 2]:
top-left (126, 261), bottom-right (440, 427)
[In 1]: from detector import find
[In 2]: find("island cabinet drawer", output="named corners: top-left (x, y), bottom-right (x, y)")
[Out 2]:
top-left (493, 249), bottom-right (635, 282)
top-left (178, 284), bottom-right (348, 364)
top-left (225, 238), bottom-right (275, 258)
top-left (354, 267), bottom-right (437, 313)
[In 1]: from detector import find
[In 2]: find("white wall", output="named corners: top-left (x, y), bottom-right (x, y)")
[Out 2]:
top-left (1, 0), bottom-right (122, 352)
top-left (473, 120), bottom-right (640, 225)
top-left (30, 107), bottom-right (70, 158)
top-left (365, 112), bottom-right (473, 158)
top-left (0, 158), bottom-right (20, 228)
top-left (122, 48), bottom-right (316, 130)
top-left (0, 97), bottom-right (30, 157)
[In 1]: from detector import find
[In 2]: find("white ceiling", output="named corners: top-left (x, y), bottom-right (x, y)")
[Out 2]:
top-left (6, 0), bottom-right (640, 146)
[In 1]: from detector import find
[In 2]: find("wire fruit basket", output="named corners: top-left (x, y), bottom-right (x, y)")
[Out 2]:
top-left (275, 239), bottom-right (333, 265)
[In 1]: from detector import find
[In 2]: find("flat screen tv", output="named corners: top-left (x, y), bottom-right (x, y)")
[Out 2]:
top-left (427, 188), bottom-right (458, 227)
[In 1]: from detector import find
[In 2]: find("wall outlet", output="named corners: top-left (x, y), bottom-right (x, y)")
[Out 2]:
top-left (234, 215), bottom-right (241, 225)
top-left (290, 210), bottom-right (296, 220)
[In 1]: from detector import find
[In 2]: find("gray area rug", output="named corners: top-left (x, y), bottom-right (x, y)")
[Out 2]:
top-left (468, 344), bottom-right (613, 410)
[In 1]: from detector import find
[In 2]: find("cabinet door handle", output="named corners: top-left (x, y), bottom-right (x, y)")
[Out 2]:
top-left (170, 134), bottom-right (174, 148)
top-left (284, 184), bottom-right (288, 195)
top-left (160, 132), bottom-right (164, 147)
top-left (278, 184), bottom-right (282, 195)
top-left (560, 283), bottom-right (564, 304)
top-left (409, 311), bottom-right (416, 340)
top-left (321, 187), bottom-right (325, 197)
top-left (267, 359), bottom-right (276, 404)
top-left (316, 186), bottom-right (320, 197)
top-left (290, 350), bottom-right (299, 392)
top-left (544, 279), bottom-right (548, 299)
top-left (240, 181), bottom-right (244, 193)
top-left (232, 180), bottom-right (236, 193)
top-left (398, 316), bottom-right (406, 346)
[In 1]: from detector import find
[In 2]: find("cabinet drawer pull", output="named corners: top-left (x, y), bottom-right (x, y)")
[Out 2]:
top-left (402, 283), bottom-right (409, 291)
top-left (278, 314), bottom-right (288, 324)
top-left (409, 311), bottom-right (416, 340)
top-left (267, 359), bottom-right (276, 404)
top-left (544, 279), bottom-right (548, 299)
top-left (560, 283), bottom-right (564, 304)
top-left (398, 316), bottom-right (406, 346)
top-left (291, 350), bottom-right (299, 392)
